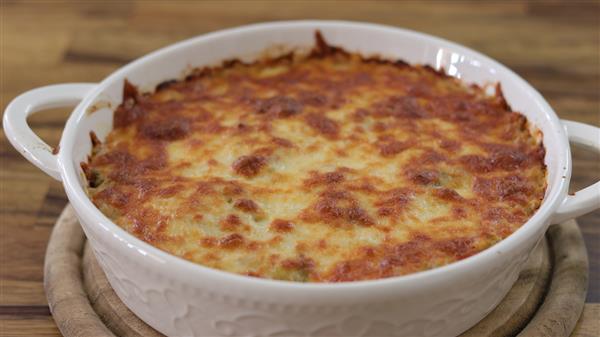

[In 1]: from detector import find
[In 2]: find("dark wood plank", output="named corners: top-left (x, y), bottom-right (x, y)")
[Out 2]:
top-left (0, 306), bottom-right (51, 317)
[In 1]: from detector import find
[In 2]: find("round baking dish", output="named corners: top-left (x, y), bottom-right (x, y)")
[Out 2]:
top-left (4, 21), bottom-right (600, 337)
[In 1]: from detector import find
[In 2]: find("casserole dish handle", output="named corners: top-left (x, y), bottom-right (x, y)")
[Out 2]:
top-left (552, 120), bottom-right (600, 223)
top-left (3, 83), bottom-right (96, 181)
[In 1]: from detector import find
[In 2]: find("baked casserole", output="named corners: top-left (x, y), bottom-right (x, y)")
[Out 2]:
top-left (82, 32), bottom-right (546, 282)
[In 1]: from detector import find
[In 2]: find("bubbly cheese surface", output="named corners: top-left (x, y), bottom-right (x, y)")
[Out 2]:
top-left (84, 33), bottom-right (546, 282)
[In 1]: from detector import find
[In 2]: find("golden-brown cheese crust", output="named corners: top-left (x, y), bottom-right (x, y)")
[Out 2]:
top-left (84, 32), bottom-right (546, 282)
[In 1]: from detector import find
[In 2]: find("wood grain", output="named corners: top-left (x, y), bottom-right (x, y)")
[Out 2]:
top-left (571, 303), bottom-right (600, 337)
top-left (44, 205), bottom-right (115, 337)
top-left (1, 1), bottom-right (598, 336)
top-left (519, 222), bottom-right (590, 337)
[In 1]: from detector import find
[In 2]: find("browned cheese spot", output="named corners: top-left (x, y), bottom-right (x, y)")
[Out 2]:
top-left (232, 155), bottom-right (267, 177)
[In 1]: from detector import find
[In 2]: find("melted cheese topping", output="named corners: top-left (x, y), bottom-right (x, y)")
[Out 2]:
top-left (84, 33), bottom-right (546, 282)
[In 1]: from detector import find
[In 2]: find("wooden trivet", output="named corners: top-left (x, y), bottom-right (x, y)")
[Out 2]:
top-left (44, 205), bottom-right (588, 337)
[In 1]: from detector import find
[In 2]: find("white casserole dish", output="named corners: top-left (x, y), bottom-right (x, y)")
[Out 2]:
top-left (4, 21), bottom-right (600, 337)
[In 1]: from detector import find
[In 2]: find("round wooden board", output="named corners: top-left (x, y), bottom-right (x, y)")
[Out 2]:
top-left (45, 205), bottom-right (589, 337)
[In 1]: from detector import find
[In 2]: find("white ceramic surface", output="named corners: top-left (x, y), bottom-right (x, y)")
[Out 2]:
top-left (4, 21), bottom-right (600, 337)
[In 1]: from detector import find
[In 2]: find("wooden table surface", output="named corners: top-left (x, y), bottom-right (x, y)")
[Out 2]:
top-left (0, 1), bottom-right (598, 336)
